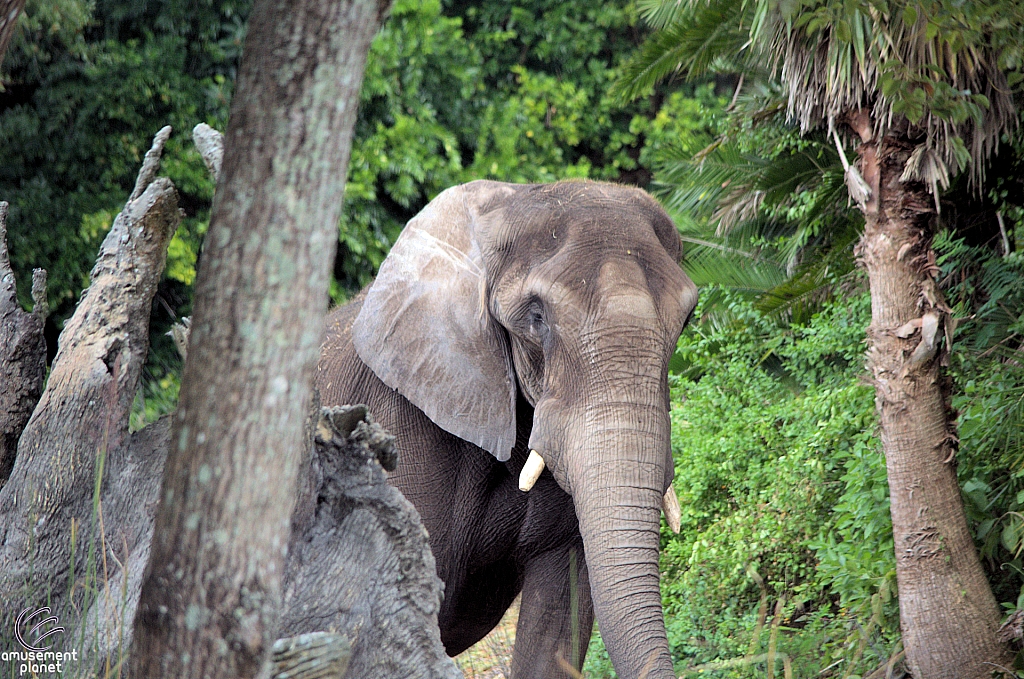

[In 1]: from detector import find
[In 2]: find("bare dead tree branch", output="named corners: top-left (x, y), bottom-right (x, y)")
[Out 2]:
top-left (192, 123), bottom-right (224, 183)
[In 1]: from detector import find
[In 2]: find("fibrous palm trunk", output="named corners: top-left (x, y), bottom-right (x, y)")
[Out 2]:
top-left (853, 115), bottom-right (1013, 679)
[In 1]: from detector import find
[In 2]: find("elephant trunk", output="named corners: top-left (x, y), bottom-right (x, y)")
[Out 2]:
top-left (567, 401), bottom-right (675, 679)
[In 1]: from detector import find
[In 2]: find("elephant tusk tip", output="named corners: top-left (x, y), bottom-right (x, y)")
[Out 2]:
top-left (662, 486), bottom-right (681, 534)
top-left (519, 450), bottom-right (545, 492)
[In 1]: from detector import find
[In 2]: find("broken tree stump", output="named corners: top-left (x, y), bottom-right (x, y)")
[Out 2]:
top-left (0, 126), bottom-right (180, 613)
top-left (78, 405), bottom-right (461, 679)
top-left (271, 632), bottom-right (352, 679)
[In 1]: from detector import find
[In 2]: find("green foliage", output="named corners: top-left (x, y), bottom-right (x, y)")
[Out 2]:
top-left (650, 114), bottom-right (862, 326)
top-left (335, 0), bottom-right (659, 291)
top-left (3, 0), bottom-right (92, 83)
top-left (1, 0), bottom-right (240, 426)
top-left (617, 18), bottom-right (868, 328)
top-left (4, 0), bottom-right (660, 305)
top-left (937, 231), bottom-right (1024, 611)
top-left (612, 0), bottom-right (749, 102)
top-left (621, 0), bottom-right (1021, 186)
top-left (1, 0), bottom-right (233, 314)
top-left (336, 0), bottom-right (472, 291)
top-left (130, 369), bottom-right (181, 430)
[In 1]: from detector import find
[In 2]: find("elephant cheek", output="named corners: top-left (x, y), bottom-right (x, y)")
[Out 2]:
top-left (525, 400), bottom-right (572, 495)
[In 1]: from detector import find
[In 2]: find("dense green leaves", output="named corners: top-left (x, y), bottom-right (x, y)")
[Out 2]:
top-left (1, 0), bottom-right (233, 318)
top-left (938, 232), bottom-right (1024, 611)
top-left (0, 0), bottom-right (661, 309)
top-left (337, 0), bottom-right (661, 291)
top-left (612, 0), bottom-right (748, 102)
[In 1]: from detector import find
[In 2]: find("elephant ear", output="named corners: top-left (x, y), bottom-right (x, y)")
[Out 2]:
top-left (352, 181), bottom-right (519, 461)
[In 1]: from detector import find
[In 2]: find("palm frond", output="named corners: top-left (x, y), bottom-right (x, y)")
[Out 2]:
top-left (637, 0), bottom-right (689, 30)
top-left (612, 0), bottom-right (751, 102)
top-left (655, 130), bottom-right (846, 239)
top-left (654, 119), bottom-right (862, 326)
top-left (681, 243), bottom-right (787, 292)
top-left (628, 0), bottom-right (1019, 191)
top-left (655, 142), bottom-right (769, 224)
top-left (775, 1), bottom-right (1017, 188)
top-left (755, 218), bottom-right (861, 324)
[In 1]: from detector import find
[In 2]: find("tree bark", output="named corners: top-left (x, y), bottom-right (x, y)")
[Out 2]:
top-left (128, 1), bottom-right (391, 677)
top-left (0, 127), bottom-right (179, 611)
top-left (854, 119), bottom-right (1014, 678)
top-left (0, 0), bottom-right (25, 73)
top-left (0, 202), bottom-right (47, 488)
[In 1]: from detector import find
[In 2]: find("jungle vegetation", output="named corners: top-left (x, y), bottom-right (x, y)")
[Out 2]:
top-left (3, 0), bottom-right (1024, 676)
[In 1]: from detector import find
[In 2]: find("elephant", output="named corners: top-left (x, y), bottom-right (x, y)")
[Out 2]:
top-left (317, 179), bottom-right (698, 678)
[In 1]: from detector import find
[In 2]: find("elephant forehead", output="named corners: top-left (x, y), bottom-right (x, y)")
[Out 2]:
top-left (596, 259), bottom-right (659, 321)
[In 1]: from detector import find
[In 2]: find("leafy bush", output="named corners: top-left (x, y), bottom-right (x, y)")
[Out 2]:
top-left (336, 0), bottom-right (668, 292)
top-left (938, 231), bottom-right (1024, 614)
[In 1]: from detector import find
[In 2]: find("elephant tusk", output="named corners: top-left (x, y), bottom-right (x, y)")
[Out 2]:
top-left (519, 450), bottom-right (546, 492)
top-left (662, 486), bottom-right (681, 534)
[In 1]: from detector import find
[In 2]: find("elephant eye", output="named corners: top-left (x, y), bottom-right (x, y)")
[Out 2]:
top-left (525, 301), bottom-right (549, 340)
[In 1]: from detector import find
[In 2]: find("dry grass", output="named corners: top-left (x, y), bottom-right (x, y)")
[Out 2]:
top-left (454, 597), bottom-right (520, 679)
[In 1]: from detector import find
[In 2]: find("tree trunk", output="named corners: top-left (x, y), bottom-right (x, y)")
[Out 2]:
top-left (0, 202), bottom-right (47, 488)
top-left (0, 0), bottom-right (26, 72)
top-left (853, 115), bottom-right (1014, 678)
top-left (128, 1), bottom-right (391, 677)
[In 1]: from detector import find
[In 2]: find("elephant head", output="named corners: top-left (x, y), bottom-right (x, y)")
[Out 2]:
top-left (351, 180), bottom-right (696, 678)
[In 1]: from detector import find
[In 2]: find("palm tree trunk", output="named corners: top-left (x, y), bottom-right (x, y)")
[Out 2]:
top-left (855, 121), bottom-right (1013, 678)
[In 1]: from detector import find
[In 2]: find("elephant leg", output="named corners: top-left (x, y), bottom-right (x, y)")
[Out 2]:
top-left (511, 539), bottom-right (594, 679)
top-left (440, 559), bottom-right (521, 656)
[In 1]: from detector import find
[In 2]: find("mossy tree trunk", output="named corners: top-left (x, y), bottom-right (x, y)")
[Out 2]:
top-left (850, 111), bottom-right (1014, 679)
top-left (128, 0), bottom-right (392, 677)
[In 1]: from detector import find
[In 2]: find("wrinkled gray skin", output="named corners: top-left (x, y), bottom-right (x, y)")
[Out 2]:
top-left (318, 180), bottom-right (698, 679)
